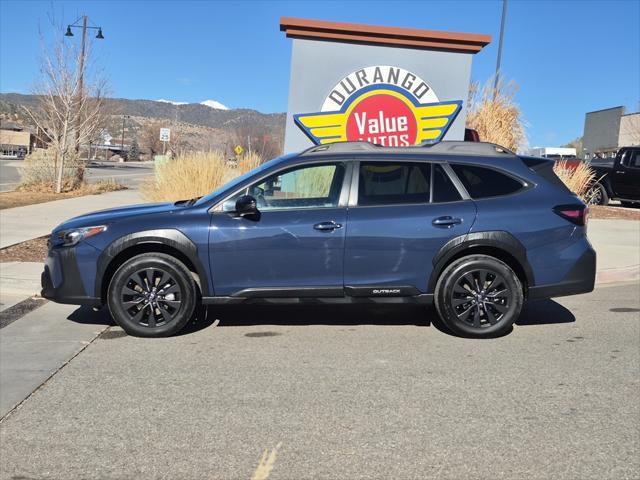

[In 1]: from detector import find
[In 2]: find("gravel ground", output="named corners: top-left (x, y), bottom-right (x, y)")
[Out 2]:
top-left (0, 282), bottom-right (638, 480)
top-left (589, 204), bottom-right (640, 220)
top-left (0, 236), bottom-right (48, 263)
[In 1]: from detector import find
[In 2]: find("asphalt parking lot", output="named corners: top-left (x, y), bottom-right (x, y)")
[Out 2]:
top-left (0, 282), bottom-right (639, 480)
top-left (0, 159), bottom-right (153, 192)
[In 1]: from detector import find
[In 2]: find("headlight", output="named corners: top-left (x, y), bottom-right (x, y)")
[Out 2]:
top-left (55, 225), bottom-right (107, 247)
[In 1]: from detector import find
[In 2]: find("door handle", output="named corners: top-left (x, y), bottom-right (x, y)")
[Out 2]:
top-left (615, 170), bottom-right (625, 174)
top-left (432, 216), bottom-right (462, 228)
top-left (314, 221), bottom-right (342, 231)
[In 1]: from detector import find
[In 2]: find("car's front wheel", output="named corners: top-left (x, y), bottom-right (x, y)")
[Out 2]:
top-left (107, 253), bottom-right (197, 337)
top-left (435, 255), bottom-right (523, 338)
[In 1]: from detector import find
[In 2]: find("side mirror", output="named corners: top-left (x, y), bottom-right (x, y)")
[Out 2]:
top-left (235, 195), bottom-right (260, 219)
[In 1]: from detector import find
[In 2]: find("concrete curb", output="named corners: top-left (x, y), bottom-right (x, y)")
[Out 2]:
top-left (595, 264), bottom-right (640, 285)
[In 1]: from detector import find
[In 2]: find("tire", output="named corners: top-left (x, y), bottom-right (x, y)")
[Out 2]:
top-left (107, 253), bottom-right (197, 337)
top-left (434, 255), bottom-right (524, 338)
top-left (587, 183), bottom-right (609, 206)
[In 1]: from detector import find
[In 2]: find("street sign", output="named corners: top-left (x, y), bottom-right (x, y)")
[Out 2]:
top-left (159, 128), bottom-right (171, 142)
top-left (234, 145), bottom-right (244, 156)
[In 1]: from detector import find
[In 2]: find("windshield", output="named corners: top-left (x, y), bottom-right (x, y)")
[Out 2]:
top-left (193, 154), bottom-right (295, 207)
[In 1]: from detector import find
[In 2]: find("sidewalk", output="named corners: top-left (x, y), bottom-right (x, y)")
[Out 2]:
top-left (590, 219), bottom-right (640, 284)
top-left (0, 189), bottom-right (143, 249)
top-left (0, 262), bottom-right (42, 312)
top-left (0, 302), bottom-right (110, 418)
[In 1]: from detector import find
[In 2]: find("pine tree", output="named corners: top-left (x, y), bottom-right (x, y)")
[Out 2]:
top-left (128, 137), bottom-right (140, 161)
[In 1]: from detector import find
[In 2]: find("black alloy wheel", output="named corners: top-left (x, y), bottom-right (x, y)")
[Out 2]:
top-left (121, 267), bottom-right (182, 328)
top-left (108, 253), bottom-right (197, 337)
top-left (450, 269), bottom-right (510, 328)
top-left (435, 254), bottom-right (523, 338)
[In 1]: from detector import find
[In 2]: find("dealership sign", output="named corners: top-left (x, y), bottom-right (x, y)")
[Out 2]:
top-left (294, 66), bottom-right (462, 147)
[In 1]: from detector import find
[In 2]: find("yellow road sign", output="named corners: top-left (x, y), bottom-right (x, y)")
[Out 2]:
top-left (234, 145), bottom-right (244, 156)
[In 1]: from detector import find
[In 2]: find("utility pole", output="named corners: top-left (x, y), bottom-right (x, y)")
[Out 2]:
top-left (121, 114), bottom-right (129, 151)
top-left (493, 0), bottom-right (507, 101)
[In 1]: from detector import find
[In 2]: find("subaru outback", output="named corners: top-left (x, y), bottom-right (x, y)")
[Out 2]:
top-left (42, 141), bottom-right (596, 338)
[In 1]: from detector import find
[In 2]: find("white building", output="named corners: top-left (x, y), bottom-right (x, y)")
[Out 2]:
top-left (529, 147), bottom-right (577, 159)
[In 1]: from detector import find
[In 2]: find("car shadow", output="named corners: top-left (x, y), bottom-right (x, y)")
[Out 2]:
top-left (205, 298), bottom-right (575, 337)
top-left (66, 306), bottom-right (115, 326)
top-left (516, 299), bottom-right (576, 326)
top-left (66, 298), bottom-right (575, 338)
top-left (209, 304), bottom-right (432, 328)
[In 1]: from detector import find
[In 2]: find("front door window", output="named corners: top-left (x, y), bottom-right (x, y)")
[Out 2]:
top-left (224, 163), bottom-right (346, 211)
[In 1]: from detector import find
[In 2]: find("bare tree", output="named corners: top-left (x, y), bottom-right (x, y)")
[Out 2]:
top-left (23, 27), bottom-right (107, 193)
top-left (139, 120), bottom-right (164, 159)
top-left (229, 117), bottom-right (283, 160)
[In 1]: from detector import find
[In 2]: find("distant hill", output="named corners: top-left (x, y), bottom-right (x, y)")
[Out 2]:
top-left (0, 92), bottom-right (285, 131)
top-left (0, 92), bottom-right (286, 157)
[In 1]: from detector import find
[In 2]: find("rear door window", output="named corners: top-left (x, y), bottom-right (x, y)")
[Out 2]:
top-left (451, 164), bottom-right (524, 198)
top-left (358, 162), bottom-right (431, 206)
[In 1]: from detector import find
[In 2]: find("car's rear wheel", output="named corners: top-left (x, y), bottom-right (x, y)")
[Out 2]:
top-left (435, 255), bottom-right (523, 338)
top-left (107, 253), bottom-right (197, 337)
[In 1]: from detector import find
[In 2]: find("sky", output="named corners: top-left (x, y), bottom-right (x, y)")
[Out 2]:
top-left (1, 0), bottom-right (638, 147)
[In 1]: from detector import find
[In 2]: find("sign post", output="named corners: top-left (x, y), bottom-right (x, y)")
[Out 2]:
top-left (159, 127), bottom-right (171, 155)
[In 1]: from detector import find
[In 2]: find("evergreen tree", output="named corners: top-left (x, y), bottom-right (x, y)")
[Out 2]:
top-left (128, 137), bottom-right (140, 161)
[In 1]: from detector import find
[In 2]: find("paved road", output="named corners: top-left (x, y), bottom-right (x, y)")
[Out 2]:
top-left (0, 159), bottom-right (153, 192)
top-left (0, 160), bottom-right (20, 192)
top-left (0, 282), bottom-right (638, 480)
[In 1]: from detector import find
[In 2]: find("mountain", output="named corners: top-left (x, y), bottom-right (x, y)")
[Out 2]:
top-left (0, 92), bottom-right (285, 157)
top-left (156, 98), bottom-right (229, 110)
top-left (200, 99), bottom-right (228, 110)
top-left (0, 93), bottom-right (283, 131)
top-left (156, 99), bottom-right (187, 106)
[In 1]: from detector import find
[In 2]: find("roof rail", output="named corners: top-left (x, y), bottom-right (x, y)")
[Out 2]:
top-left (423, 141), bottom-right (515, 156)
top-left (300, 141), bottom-right (378, 155)
top-left (299, 140), bottom-right (515, 156)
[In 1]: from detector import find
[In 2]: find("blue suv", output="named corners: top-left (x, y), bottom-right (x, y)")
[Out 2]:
top-left (42, 141), bottom-right (596, 338)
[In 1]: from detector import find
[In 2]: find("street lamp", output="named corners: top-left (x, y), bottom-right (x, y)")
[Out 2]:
top-left (64, 15), bottom-right (104, 153)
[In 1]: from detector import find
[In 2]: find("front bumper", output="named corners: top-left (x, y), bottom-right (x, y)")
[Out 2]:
top-left (528, 246), bottom-right (596, 300)
top-left (41, 245), bottom-right (101, 306)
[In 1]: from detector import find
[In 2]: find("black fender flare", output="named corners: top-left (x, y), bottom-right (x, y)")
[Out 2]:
top-left (95, 229), bottom-right (210, 297)
top-left (427, 231), bottom-right (535, 293)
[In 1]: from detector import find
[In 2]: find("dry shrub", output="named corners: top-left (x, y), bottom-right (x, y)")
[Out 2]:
top-left (553, 160), bottom-right (597, 202)
top-left (18, 149), bottom-right (84, 192)
top-left (79, 179), bottom-right (127, 194)
top-left (237, 151), bottom-right (263, 175)
top-left (141, 150), bottom-right (264, 202)
top-left (466, 77), bottom-right (527, 152)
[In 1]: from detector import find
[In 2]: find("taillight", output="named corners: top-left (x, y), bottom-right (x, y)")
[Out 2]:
top-left (553, 204), bottom-right (587, 226)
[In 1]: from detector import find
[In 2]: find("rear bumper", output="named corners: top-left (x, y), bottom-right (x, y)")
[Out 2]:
top-left (528, 247), bottom-right (596, 300)
top-left (41, 246), bottom-right (101, 306)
